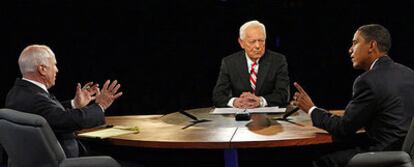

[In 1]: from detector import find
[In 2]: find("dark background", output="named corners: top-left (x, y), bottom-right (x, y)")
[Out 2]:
top-left (1, 0), bottom-right (414, 115)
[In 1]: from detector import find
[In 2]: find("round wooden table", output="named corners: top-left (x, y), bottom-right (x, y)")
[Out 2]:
top-left (87, 107), bottom-right (335, 167)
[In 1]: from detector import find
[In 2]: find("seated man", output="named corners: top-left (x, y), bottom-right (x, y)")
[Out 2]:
top-left (212, 20), bottom-right (290, 108)
top-left (5, 44), bottom-right (123, 157)
top-left (293, 24), bottom-right (414, 167)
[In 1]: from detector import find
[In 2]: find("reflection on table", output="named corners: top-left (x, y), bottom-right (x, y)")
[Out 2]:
top-left (80, 107), bottom-right (342, 167)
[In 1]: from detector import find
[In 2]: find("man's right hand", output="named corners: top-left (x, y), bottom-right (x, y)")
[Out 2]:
top-left (233, 97), bottom-right (245, 108)
top-left (95, 80), bottom-right (123, 110)
top-left (233, 92), bottom-right (261, 108)
top-left (73, 82), bottom-right (99, 108)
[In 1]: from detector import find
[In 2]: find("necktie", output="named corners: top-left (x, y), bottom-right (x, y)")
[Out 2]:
top-left (250, 61), bottom-right (257, 93)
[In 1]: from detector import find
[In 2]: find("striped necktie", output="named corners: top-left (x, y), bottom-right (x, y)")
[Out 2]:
top-left (249, 61), bottom-right (257, 93)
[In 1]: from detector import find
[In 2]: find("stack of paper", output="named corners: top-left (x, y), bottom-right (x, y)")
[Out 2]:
top-left (78, 125), bottom-right (139, 139)
top-left (210, 107), bottom-right (285, 114)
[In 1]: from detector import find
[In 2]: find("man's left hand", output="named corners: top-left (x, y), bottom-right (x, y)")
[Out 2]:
top-left (293, 82), bottom-right (315, 113)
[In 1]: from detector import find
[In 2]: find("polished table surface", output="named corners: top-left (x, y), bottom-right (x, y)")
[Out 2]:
top-left (92, 107), bottom-right (338, 149)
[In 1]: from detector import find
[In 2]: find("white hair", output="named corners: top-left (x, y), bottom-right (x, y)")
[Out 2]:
top-left (18, 44), bottom-right (55, 74)
top-left (239, 20), bottom-right (266, 40)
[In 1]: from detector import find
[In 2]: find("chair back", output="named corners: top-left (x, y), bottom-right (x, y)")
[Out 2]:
top-left (0, 108), bottom-right (66, 167)
top-left (403, 116), bottom-right (414, 163)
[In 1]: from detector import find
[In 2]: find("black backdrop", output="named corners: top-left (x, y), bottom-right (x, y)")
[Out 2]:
top-left (1, 0), bottom-right (414, 115)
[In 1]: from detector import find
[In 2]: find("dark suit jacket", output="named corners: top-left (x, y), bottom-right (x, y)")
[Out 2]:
top-left (212, 50), bottom-right (290, 107)
top-left (311, 56), bottom-right (414, 166)
top-left (5, 78), bottom-right (105, 157)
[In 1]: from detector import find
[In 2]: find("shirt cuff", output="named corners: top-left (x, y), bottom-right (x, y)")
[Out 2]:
top-left (308, 106), bottom-right (317, 115)
top-left (260, 97), bottom-right (267, 107)
top-left (227, 98), bottom-right (237, 108)
top-left (97, 103), bottom-right (106, 112)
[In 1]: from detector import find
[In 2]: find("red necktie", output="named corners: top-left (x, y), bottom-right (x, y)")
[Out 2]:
top-left (250, 62), bottom-right (257, 93)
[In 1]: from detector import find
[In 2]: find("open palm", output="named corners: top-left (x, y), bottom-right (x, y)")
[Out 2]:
top-left (73, 82), bottom-right (99, 108)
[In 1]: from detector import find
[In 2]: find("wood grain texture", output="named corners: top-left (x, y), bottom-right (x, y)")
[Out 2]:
top-left (81, 108), bottom-right (343, 149)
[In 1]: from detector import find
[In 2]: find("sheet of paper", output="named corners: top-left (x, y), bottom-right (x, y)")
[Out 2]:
top-left (210, 107), bottom-right (285, 114)
top-left (78, 126), bottom-right (139, 139)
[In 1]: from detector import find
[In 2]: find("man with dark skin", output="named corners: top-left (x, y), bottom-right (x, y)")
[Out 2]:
top-left (293, 24), bottom-right (414, 167)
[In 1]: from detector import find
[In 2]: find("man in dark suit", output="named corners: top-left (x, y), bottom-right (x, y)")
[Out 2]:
top-left (293, 24), bottom-right (414, 167)
top-left (213, 20), bottom-right (289, 108)
top-left (4, 44), bottom-right (123, 157)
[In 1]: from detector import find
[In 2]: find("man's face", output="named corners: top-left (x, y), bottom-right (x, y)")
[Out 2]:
top-left (41, 56), bottom-right (58, 89)
top-left (239, 27), bottom-right (266, 61)
top-left (349, 31), bottom-right (372, 70)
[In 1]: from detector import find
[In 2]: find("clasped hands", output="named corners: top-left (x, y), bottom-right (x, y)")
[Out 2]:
top-left (233, 92), bottom-right (261, 109)
top-left (73, 80), bottom-right (123, 110)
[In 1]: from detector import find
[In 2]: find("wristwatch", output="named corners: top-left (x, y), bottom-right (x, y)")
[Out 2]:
top-left (259, 97), bottom-right (264, 107)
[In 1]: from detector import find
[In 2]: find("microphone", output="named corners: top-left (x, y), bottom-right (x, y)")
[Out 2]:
top-left (282, 106), bottom-right (300, 119)
top-left (179, 110), bottom-right (211, 123)
top-left (179, 110), bottom-right (199, 121)
top-left (179, 109), bottom-right (211, 129)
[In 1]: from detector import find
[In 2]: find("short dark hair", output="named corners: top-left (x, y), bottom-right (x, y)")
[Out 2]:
top-left (357, 24), bottom-right (392, 53)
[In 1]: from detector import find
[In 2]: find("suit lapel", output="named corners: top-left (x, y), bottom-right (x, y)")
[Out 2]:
top-left (236, 52), bottom-right (252, 92)
top-left (255, 53), bottom-right (269, 94)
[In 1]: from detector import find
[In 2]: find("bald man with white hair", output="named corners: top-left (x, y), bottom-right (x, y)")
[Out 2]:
top-left (5, 44), bottom-right (123, 157)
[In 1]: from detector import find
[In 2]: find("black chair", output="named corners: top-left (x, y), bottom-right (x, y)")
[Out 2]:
top-left (347, 118), bottom-right (414, 167)
top-left (0, 108), bottom-right (120, 167)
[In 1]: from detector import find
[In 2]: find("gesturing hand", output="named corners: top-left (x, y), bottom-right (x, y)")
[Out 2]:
top-left (95, 80), bottom-right (123, 110)
top-left (293, 82), bottom-right (315, 113)
top-left (73, 82), bottom-right (99, 108)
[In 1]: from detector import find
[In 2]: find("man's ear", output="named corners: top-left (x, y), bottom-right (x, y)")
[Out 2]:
top-left (37, 65), bottom-right (47, 76)
top-left (369, 40), bottom-right (378, 53)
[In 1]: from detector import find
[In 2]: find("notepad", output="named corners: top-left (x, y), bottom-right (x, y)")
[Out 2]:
top-left (78, 125), bottom-right (140, 139)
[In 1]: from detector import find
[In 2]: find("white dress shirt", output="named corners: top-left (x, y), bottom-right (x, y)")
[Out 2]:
top-left (227, 53), bottom-right (268, 108)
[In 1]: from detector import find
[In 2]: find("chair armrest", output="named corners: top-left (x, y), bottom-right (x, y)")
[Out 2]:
top-left (347, 151), bottom-right (412, 167)
top-left (60, 156), bottom-right (120, 167)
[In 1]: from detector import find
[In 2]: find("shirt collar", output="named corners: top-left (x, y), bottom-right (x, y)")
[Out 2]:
top-left (245, 53), bottom-right (260, 67)
top-left (369, 55), bottom-right (387, 70)
top-left (22, 78), bottom-right (48, 93)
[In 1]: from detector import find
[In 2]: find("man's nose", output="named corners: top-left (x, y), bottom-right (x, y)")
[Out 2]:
top-left (254, 41), bottom-right (261, 48)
